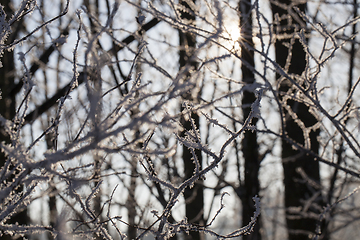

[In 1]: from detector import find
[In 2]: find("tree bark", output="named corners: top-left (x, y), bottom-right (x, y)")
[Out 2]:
top-left (0, 1), bottom-right (29, 239)
top-left (179, 1), bottom-right (204, 239)
top-left (239, 1), bottom-right (262, 239)
top-left (271, 1), bottom-right (327, 239)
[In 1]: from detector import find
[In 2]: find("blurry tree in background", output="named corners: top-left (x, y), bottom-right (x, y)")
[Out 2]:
top-left (1, 0), bottom-right (360, 240)
top-left (178, 0), bottom-right (205, 239)
top-left (270, 0), bottom-right (326, 239)
top-left (239, 0), bottom-right (262, 239)
top-left (0, 1), bottom-right (29, 239)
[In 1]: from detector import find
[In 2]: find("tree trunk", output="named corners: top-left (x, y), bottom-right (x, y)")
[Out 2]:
top-left (271, 1), bottom-right (327, 239)
top-left (179, 1), bottom-right (204, 239)
top-left (0, 1), bottom-right (29, 239)
top-left (239, 1), bottom-right (262, 239)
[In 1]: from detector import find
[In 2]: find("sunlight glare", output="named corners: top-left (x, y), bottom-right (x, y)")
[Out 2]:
top-left (222, 21), bottom-right (242, 52)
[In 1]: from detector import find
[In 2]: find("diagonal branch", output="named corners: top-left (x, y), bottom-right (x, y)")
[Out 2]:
top-left (23, 17), bottom-right (160, 125)
top-left (9, 26), bottom-right (71, 98)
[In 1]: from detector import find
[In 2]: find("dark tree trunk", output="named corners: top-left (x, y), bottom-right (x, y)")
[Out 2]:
top-left (179, 1), bottom-right (204, 240)
top-left (271, 1), bottom-right (327, 239)
top-left (127, 160), bottom-right (137, 239)
top-left (45, 131), bottom-right (58, 240)
top-left (0, 1), bottom-right (29, 239)
top-left (239, 1), bottom-right (262, 239)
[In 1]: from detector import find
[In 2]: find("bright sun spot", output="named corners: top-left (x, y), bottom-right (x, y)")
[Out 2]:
top-left (229, 24), bottom-right (241, 42)
top-left (222, 21), bottom-right (242, 51)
